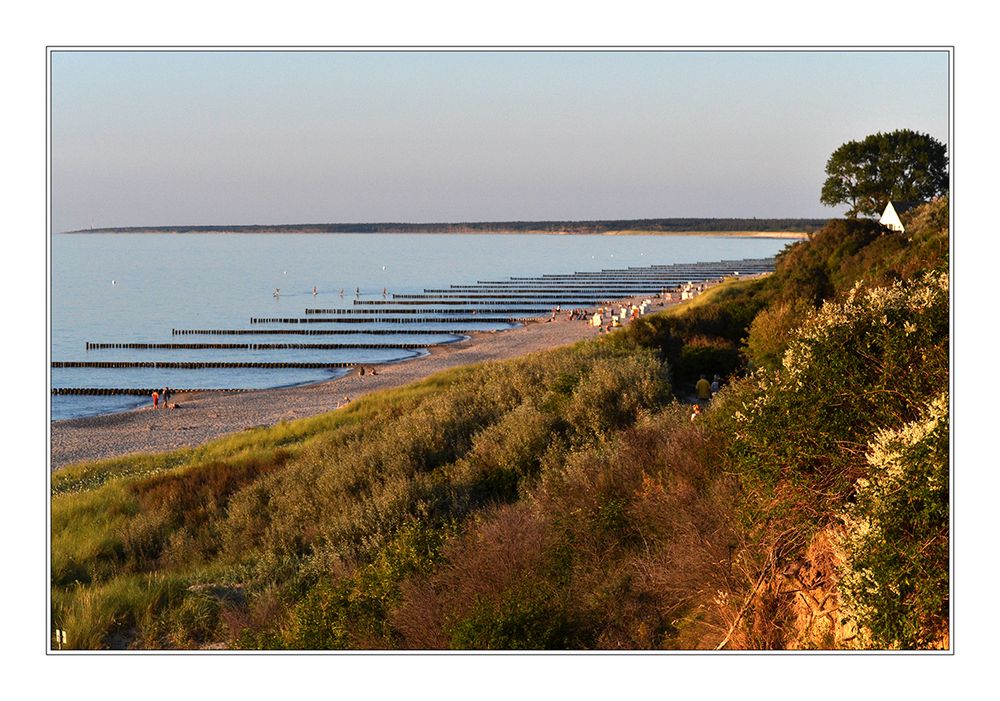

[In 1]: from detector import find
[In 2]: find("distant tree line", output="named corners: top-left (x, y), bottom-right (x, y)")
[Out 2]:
top-left (69, 218), bottom-right (828, 235)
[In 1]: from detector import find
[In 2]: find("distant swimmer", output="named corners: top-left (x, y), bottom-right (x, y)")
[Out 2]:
top-left (382, 287), bottom-right (387, 297)
top-left (312, 286), bottom-right (318, 296)
top-left (111, 279), bottom-right (117, 285)
top-left (339, 288), bottom-right (344, 297)
top-left (273, 288), bottom-right (280, 297)
top-left (355, 287), bottom-right (360, 297)
top-left (382, 265), bottom-right (387, 271)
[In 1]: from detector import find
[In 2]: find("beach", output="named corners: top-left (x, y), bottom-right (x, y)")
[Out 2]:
top-left (51, 300), bottom-right (671, 470)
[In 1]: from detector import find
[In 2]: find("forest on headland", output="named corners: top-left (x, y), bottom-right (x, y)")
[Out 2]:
top-left (51, 196), bottom-right (949, 650)
top-left (65, 217), bottom-right (827, 235)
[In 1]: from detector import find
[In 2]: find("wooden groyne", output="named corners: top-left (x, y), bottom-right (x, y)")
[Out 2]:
top-left (172, 328), bottom-right (470, 336)
top-left (52, 387), bottom-right (253, 396)
top-left (85, 341), bottom-right (442, 351)
top-left (53, 257), bottom-right (777, 400)
top-left (350, 300), bottom-right (634, 307)
top-left (438, 286), bottom-right (670, 292)
top-left (53, 361), bottom-right (359, 369)
top-left (250, 316), bottom-right (528, 324)
top-left (389, 293), bottom-right (657, 301)
top-left (304, 306), bottom-right (565, 313)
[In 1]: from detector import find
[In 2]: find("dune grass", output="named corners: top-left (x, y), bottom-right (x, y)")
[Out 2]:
top-left (50, 200), bottom-right (950, 650)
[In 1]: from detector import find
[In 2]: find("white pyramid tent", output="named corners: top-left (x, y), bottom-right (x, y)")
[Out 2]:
top-left (879, 201), bottom-right (905, 233)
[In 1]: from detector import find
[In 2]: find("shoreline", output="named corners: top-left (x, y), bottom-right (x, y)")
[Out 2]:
top-left (50, 297), bottom-right (671, 470)
top-left (60, 229), bottom-right (811, 239)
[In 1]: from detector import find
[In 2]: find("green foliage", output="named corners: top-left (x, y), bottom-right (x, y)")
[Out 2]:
top-left (51, 201), bottom-right (952, 649)
top-left (53, 335), bottom-right (672, 649)
top-left (447, 579), bottom-right (579, 649)
top-left (564, 354), bottom-right (670, 440)
top-left (718, 272), bottom-right (949, 500)
top-left (610, 278), bottom-right (771, 390)
top-left (278, 521), bottom-right (454, 649)
top-left (674, 336), bottom-right (741, 384)
top-left (821, 130), bottom-right (948, 217)
top-left (743, 299), bottom-right (813, 371)
top-left (839, 393), bottom-right (949, 649)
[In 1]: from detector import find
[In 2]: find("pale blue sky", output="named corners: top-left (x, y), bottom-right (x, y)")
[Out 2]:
top-left (50, 50), bottom-right (949, 231)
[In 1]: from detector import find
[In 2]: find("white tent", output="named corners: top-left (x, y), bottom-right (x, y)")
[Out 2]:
top-left (879, 201), bottom-right (905, 233)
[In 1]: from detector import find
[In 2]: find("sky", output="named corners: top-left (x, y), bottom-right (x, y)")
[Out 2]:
top-left (50, 50), bottom-right (949, 231)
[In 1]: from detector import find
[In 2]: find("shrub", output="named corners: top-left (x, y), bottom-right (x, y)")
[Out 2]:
top-left (839, 392), bottom-right (949, 649)
top-left (447, 578), bottom-right (579, 649)
top-left (278, 520), bottom-right (454, 649)
top-left (564, 352), bottom-right (670, 441)
top-left (743, 299), bottom-right (813, 371)
top-left (674, 335), bottom-right (741, 388)
top-left (718, 272), bottom-right (949, 501)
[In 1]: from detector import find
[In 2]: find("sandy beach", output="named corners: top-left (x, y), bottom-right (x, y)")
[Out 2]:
top-left (51, 299), bottom-right (673, 470)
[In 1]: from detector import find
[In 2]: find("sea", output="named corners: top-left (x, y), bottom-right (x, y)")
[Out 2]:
top-left (51, 233), bottom-right (793, 421)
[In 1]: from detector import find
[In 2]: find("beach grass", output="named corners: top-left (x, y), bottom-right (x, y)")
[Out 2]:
top-left (49, 199), bottom-right (951, 650)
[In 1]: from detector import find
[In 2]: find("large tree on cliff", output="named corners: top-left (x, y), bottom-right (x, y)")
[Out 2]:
top-left (820, 129), bottom-right (948, 218)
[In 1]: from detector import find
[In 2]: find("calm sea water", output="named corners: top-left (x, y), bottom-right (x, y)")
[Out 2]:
top-left (51, 233), bottom-right (792, 420)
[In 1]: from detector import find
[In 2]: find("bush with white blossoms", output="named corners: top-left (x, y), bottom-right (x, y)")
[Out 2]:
top-left (839, 392), bottom-right (949, 649)
top-left (706, 271), bottom-right (949, 649)
top-left (715, 272), bottom-right (948, 500)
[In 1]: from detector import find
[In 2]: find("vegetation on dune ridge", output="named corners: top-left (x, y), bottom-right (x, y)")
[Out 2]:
top-left (51, 197), bottom-right (949, 650)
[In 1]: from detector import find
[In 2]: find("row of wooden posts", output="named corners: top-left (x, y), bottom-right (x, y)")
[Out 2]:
top-left (54, 259), bottom-right (776, 395)
top-left (84, 342), bottom-right (437, 350)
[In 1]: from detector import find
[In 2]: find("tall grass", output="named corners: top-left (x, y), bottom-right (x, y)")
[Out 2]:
top-left (51, 200), bottom-right (950, 649)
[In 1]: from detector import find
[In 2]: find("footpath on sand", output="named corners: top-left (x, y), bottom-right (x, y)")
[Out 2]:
top-left (51, 295), bottom-right (679, 470)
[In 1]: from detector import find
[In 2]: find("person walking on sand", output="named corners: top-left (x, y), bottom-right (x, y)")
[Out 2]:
top-left (696, 374), bottom-right (712, 402)
top-left (151, 390), bottom-right (159, 409)
top-left (162, 386), bottom-right (170, 408)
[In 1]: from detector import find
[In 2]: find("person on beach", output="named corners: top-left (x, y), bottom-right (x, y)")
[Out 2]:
top-left (696, 374), bottom-right (712, 402)
top-left (162, 386), bottom-right (170, 407)
top-left (370, 367), bottom-right (377, 376)
top-left (152, 390), bottom-right (159, 409)
top-left (359, 367), bottom-right (366, 376)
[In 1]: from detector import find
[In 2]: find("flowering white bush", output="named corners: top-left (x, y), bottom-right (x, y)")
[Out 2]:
top-left (838, 391), bottom-right (949, 648)
top-left (722, 272), bottom-right (948, 487)
top-left (711, 271), bottom-right (949, 649)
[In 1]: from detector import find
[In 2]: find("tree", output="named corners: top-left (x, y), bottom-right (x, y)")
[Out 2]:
top-left (821, 130), bottom-right (948, 218)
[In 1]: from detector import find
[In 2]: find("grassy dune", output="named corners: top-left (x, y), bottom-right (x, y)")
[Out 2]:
top-left (51, 199), bottom-right (949, 650)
